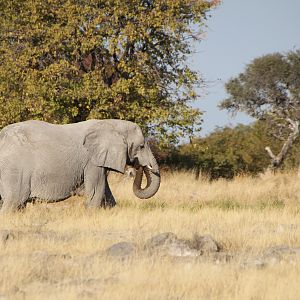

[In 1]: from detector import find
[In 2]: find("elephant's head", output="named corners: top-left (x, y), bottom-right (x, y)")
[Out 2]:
top-left (83, 120), bottom-right (160, 199)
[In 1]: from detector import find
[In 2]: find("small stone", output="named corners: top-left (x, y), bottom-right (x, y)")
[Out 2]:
top-left (106, 242), bottom-right (135, 257)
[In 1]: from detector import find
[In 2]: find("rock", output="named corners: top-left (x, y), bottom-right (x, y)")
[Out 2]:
top-left (241, 245), bottom-right (300, 269)
top-left (188, 234), bottom-right (220, 254)
top-left (145, 232), bottom-right (220, 258)
top-left (145, 232), bottom-right (178, 249)
top-left (106, 242), bottom-right (136, 258)
top-left (262, 245), bottom-right (300, 264)
top-left (104, 233), bottom-right (221, 259)
top-left (164, 240), bottom-right (200, 257)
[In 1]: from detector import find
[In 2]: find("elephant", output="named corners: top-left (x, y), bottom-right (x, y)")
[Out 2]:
top-left (0, 119), bottom-right (160, 213)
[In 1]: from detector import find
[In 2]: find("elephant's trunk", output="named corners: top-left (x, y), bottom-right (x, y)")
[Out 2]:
top-left (133, 150), bottom-right (160, 199)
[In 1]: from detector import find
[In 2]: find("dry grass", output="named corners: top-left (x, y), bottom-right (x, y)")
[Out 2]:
top-left (1, 171), bottom-right (300, 299)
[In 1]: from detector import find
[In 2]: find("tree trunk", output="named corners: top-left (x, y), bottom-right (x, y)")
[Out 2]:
top-left (195, 165), bottom-right (200, 180)
top-left (265, 118), bottom-right (299, 171)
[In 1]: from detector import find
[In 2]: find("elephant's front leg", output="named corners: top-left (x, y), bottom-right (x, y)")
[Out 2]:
top-left (102, 171), bottom-right (116, 208)
top-left (84, 164), bottom-right (106, 208)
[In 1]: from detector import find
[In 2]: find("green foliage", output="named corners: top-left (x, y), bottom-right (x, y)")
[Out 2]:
top-left (0, 0), bottom-right (218, 143)
top-left (220, 50), bottom-right (300, 117)
top-left (219, 50), bottom-right (300, 170)
top-left (220, 50), bottom-right (300, 139)
top-left (167, 121), bottom-right (284, 179)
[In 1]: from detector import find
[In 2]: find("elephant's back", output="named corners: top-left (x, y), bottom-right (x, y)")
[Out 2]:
top-left (0, 120), bottom-right (84, 149)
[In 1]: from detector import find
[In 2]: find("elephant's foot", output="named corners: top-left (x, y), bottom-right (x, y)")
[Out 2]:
top-left (85, 201), bottom-right (102, 209)
top-left (100, 194), bottom-right (116, 208)
top-left (101, 184), bottom-right (116, 208)
top-left (85, 194), bottom-right (116, 209)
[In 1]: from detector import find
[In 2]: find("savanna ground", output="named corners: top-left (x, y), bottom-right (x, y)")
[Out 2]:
top-left (1, 171), bottom-right (300, 300)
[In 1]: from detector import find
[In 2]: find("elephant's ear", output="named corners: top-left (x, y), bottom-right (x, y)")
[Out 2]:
top-left (83, 124), bottom-right (127, 173)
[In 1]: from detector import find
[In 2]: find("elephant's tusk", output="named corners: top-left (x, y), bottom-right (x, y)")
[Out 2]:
top-left (147, 165), bottom-right (153, 170)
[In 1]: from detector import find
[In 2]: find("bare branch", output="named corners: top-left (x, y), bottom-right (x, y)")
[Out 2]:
top-left (265, 146), bottom-right (276, 159)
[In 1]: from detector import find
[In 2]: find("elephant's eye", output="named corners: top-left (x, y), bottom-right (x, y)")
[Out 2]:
top-left (140, 144), bottom-right (144, 149)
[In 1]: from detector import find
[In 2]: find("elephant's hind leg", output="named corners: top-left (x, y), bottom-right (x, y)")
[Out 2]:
top-left (0, 172), bottom-right (30, 214)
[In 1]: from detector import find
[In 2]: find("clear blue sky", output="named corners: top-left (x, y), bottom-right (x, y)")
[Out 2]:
top-left (192, 0), bottom-right (300, 135)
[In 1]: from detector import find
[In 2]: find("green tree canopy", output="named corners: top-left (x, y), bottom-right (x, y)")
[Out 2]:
top-left (0, 0), bottom-right (218, 143)
top-left (220, 50), bottom-right (300, 169)
top-left (220, 50), bottom-right (300, 122)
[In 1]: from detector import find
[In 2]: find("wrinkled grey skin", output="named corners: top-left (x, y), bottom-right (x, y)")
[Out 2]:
top-left (0, 119), bottom-right (160, 213)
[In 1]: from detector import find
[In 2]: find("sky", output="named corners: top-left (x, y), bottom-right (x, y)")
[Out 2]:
top-left (192, 0), bottom-right (300, 135)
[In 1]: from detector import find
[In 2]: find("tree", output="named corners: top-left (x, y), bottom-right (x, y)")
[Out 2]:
top-left (0, 0), bottom-right (219, 144)
top-left (169, 122), bottom-right (280, 179)
top-left (220, 50), bottom-right (300, 170)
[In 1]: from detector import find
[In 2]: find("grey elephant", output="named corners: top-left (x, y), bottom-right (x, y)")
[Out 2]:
top-left (0, 119), bottom-right (160, 213)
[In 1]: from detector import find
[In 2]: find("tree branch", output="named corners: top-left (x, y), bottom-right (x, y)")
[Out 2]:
top-left (265, 146), bottom-right (276, 160)
top-left (265, 118), bottom-right (299, 170)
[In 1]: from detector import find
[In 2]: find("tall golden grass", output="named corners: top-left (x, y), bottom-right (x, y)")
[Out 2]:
top-left (1, 171), bottom-right (300, 299)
